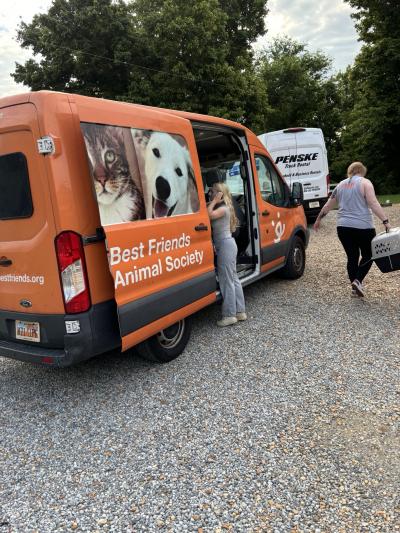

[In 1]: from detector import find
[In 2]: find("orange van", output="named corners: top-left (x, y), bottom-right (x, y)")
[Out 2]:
top-left (0, 91), bottom-right (309, 366)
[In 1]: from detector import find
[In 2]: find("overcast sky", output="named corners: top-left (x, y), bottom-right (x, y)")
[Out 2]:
top-left (0, 0), bottom-right (362, 97)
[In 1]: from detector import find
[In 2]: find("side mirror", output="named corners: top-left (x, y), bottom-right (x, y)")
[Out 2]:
top-left (291, 182), bottom-right (303, 206)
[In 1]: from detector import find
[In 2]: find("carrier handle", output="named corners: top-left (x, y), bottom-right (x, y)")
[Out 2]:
top-left (376, 228), bottom-right (393, 236)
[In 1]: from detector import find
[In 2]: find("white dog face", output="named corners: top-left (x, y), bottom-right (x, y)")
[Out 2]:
top-left (143, 132), bottom-right (199, 218)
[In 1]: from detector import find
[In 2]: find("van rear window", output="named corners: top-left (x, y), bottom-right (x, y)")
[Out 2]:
top-left (0, 152), bottom-right (33, 220)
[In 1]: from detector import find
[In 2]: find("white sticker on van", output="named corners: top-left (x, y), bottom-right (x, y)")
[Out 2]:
top-left (272, 212), bottom-right (286, 244)
top-left (108, 232), bottom-right (204, 289)
top-left (0, 273), bottom-right (45, 285)
top-left (37, 136), bottom-right (55, 154)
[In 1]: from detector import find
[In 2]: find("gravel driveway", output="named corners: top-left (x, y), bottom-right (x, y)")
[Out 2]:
top-left (1, 206), bottom-right (399, 532)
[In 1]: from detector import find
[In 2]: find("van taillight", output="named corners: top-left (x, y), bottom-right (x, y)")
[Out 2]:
top-left (326, 173), bottom-right (330, 193)
top-left (55, 231), bottom-right (91, 314)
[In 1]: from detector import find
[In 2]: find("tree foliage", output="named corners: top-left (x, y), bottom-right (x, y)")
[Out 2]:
top-left (256, 38), bottom-right (343, 160)
top-left (13, 0), bottom-right (269, 126)
top-left (332, 0), bottom-right (400, 191)
top-left (13, 0), bottom-right (139, 99)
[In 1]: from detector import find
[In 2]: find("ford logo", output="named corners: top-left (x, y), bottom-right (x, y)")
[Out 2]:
top-left (20, 299), bottom-right (32, 308)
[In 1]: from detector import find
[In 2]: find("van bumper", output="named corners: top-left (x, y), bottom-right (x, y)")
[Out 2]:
top-left (303, 197), bottom-right (328, 218)
top-left (0, 300), bottom-right (120, 367)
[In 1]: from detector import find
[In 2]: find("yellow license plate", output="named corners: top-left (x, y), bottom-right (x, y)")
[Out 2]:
top-left (15, 320), bottom-right (40, 342)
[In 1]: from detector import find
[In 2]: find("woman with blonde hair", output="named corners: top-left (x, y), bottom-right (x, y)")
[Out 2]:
top-left (207, 182), bottom-right (246, 326)
top-left (314, 161), bottom-right (391, 297)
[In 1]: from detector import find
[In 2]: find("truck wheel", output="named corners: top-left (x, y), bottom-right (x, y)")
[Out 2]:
top-left (280, 236), bottom-right (305, 279)
top-left (135, 317), bottom-right (192, 363)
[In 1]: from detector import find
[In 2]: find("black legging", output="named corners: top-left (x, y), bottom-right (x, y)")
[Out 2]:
top-left (337, 226), bottom-right (376, 283)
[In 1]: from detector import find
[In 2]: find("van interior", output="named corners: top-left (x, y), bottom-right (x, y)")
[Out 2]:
top-left (192, 124), bottom-right (256, 280)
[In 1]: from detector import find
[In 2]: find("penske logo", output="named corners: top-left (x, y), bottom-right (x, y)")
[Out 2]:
top-left (275, 153), bottom-right (318, 164)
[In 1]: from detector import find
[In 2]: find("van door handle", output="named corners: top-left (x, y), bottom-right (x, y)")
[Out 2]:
top-left (0, 256), bottom-right (12, 267)
top-left (261, 210), bottom-right (270, 216)
top-left (195, 223), bottom-right (208, 231)
top-left (82, 227), bottom-right (106, 246)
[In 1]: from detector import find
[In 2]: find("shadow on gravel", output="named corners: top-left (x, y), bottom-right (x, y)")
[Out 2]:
top-left (0, 274), bottom-right (290, 402)
top-left (0, 302), bottom-right (218, 394)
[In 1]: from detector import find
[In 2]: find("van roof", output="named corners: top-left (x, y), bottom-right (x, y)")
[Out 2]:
top-left (0, 90), bottom-right (249, 133)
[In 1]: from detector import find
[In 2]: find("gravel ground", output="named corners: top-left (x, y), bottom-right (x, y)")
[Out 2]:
top-left (1, 206), bottom-right (399, 533)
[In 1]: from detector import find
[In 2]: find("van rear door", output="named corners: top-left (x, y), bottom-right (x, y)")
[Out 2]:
top-left (0, 104), bottom-right (63, 317)
top-left (293, 129), bottom-right (328, 202)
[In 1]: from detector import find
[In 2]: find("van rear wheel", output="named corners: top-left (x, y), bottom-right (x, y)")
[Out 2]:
top-left (135, 318), bottom-right (192, 363)
top-left (280, 236), bottom-right (305, 279)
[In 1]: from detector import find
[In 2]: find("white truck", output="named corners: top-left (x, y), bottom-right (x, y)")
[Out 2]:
top-left (258, 127), bottom-right (329, 220)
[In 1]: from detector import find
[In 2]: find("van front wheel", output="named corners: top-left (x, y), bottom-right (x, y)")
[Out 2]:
top-left (135, 318), bottom-right (192, 363)
top-left (280, 236), bottom-right (305, 279)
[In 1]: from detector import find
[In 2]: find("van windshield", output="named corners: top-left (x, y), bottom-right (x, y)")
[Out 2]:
top-left (0, 152), bottom-right (33, 220)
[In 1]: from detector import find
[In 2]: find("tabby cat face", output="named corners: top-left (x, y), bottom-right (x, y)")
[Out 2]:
top-left (82, 124), bottom-right (132, 206)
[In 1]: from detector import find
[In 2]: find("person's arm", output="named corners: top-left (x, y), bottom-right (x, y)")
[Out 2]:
top-left (313, 194), bottom-right (337, 231)
top-left (207, 193), bottom-right (226, 220)
top-left (363, 179), bottom-right (392, 231)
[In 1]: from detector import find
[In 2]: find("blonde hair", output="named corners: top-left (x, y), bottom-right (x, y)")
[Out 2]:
top-left (213, 182), bottom-right (238, 233)
top-left (347, 161), bottom-right (367, 178)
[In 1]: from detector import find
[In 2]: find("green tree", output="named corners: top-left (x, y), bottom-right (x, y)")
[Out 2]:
top-left (256, 37), bottom-right (343, 160)
top-left (218, 0), bottom-right (268, 62)
top-left (13, 0), bottom-right (140, 99)
top-left (13, 0), bottom-right (269, 128)
top-left (332, 0), bottom-right (400, 192)
top-left (125, 0), bottom-right (268, 126)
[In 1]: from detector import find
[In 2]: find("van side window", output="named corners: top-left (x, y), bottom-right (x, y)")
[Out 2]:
top-left (81, 123), bottom-right (200, 226)
top-left (254, 155), bottom-right (289, 207)
top-left (0, 152), bottom-right (33, 220)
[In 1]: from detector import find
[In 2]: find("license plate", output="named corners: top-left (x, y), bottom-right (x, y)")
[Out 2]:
top-left (309, 201), bottom-right (320, 208)
top-left (15, 320), bottom-right (40, 342)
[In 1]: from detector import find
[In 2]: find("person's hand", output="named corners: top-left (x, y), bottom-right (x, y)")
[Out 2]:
top-left (213, 192), bottom-right (223, 203)
top-left (313, 218), bottom-right (321, 232)
top-left (384, 222), bottom-right (392, 232)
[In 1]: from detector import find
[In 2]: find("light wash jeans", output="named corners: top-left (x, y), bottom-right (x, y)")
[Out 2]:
top-left (215, 237), bottom-right (245, 318)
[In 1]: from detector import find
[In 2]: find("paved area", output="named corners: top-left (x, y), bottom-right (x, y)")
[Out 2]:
top-left (0, 206), bottom-right (399, 532)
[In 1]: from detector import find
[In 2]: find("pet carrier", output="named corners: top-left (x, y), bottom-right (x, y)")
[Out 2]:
top-left (371, 228), bottom-right (400, 273)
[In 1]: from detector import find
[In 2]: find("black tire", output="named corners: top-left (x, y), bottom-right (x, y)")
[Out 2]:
top-left (280, 236), bottom-right (305, 279)
top-left (135, 317), bottom-right (192, 363)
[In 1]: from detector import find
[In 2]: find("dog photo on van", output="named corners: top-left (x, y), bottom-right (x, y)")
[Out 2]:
top-left (133, 129), bottom-right (200, 218)
top-left (81, 123), bottom-right (145, 225)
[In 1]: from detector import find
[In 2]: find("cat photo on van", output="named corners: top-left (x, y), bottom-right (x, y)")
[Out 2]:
top-left (81, 123), bottom-right (145, 225)
top-left (133, 130), bottom-right (200, 218)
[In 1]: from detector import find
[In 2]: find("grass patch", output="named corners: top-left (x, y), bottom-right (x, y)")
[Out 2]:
top-left (377, 194), bottom-right (400, 205)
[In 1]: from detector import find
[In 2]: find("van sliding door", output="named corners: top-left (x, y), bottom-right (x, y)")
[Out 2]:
top-left (79, 115), bottom-right (216, 351)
